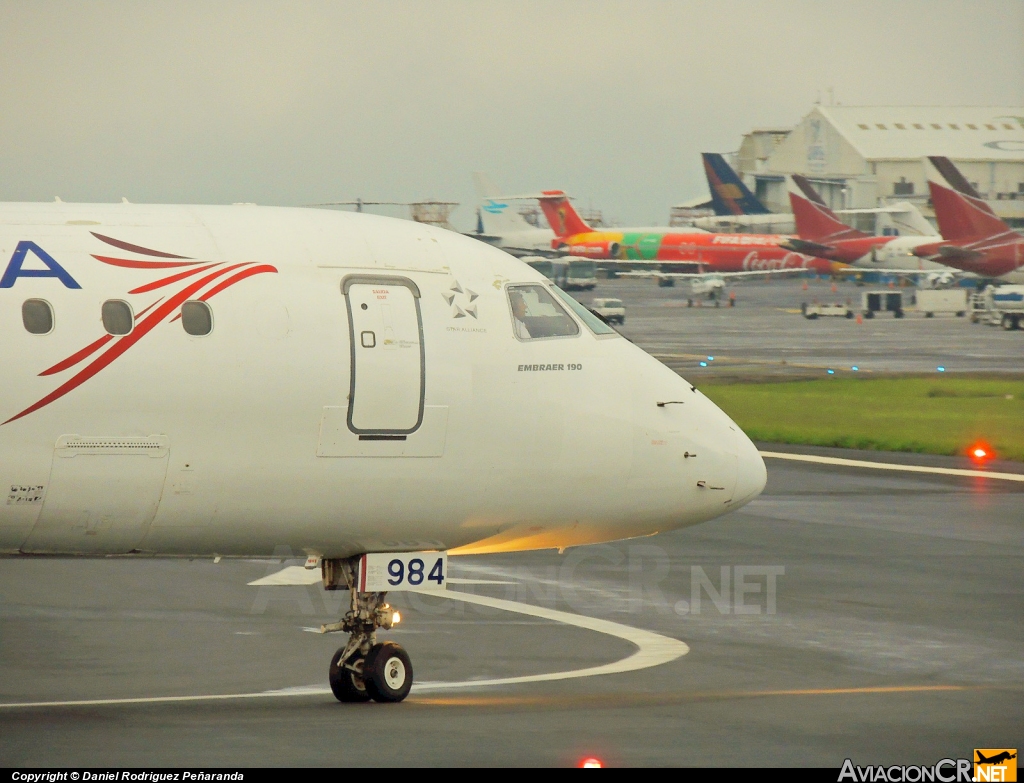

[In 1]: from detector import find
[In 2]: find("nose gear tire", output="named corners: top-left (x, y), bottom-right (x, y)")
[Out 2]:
top-left (329, 648), bottom-right (371, 703)
top-left (364, 642), bottom-right (413, 703)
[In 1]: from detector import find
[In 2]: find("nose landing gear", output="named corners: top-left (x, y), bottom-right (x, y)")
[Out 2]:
top-left (321, 557), bottom-right (413, 703)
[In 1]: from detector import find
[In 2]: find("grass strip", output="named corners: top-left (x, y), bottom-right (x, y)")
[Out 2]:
top-left (699, 376), bottom-right (1024, 462)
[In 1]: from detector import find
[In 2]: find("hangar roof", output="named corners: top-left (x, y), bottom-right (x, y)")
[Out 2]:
top-left (814, 106), bottom-right (1024, 161)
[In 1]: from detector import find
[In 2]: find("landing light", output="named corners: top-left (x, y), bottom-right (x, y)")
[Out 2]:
top-left (393, 611), bottom-right (402, 624)
top-left (579, 758), bottom-right (604, 768)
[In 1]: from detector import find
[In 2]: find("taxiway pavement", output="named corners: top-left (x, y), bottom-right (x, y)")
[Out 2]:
top-left (579, 277), bottom-right (1024, 379)
top-left (1, 448), bottom-right (1021, 766)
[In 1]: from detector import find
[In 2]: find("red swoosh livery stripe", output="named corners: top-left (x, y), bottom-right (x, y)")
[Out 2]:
top-left (134, 298), bottom-right (164, 320)
top-left (93, 255), bottom-right (204, 270)
top-left (129, 263), bottom-right (222, 294)
top-left (39, 335), bottom-right (114, 377)
top-left (91, 232), bottom-right (192, 259)
top-left (169, 265), bottom-right (278, 321)
top-left (39, 298), bottom-right (165, 377)
top-left (4, 264), bottom-right (252, 424)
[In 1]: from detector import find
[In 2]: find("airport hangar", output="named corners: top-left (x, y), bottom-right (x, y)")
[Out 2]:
top-left (683, 105), bottom-right (1024, 231)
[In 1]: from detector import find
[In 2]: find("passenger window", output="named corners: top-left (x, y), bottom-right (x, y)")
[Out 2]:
top-left (550, 286), bottom-right (618, 336)
top-left (102, 300), bottom-right (134, 335)
top-left (22, 299), bottom-right (54, 335)
top-left (181, 300), bottom-right (213, 336)
top-left (507, 284), bottom-right (580, 340)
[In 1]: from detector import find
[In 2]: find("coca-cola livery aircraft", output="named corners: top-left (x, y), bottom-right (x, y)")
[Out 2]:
top-left (0, 201), bottom-right (766, 703)
top-left (913, 156), bottom-right (1024, 284)
top-left (537, 191), bottom-right (840, 276)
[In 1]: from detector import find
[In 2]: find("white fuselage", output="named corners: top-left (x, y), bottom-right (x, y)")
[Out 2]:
top-left (0, 203), bottom-right (765, 560)
top-left (481, 228), bottom-right (556, 257)
top-left (850, 236), bottom-right (954, 272)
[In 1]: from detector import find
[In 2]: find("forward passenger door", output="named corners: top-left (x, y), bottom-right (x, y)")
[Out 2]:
top-left (343, 276), bottom-right (424, 436)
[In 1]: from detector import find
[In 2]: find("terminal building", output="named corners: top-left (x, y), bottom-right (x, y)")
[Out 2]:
top-left (733, 105), bottom-right (1024, 228)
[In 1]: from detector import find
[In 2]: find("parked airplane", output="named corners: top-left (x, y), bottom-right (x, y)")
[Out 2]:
top-left (703, 153), bottom-right (771, 216)
top-left (468, 173), bottom-right (556, 257)
top-left (537, 190), bottom-right (840, 276)
top-left (695, 153), bottom-right (939, 242)
top-left (0, 201), bottom-right (766, 703)
top-left (781, 175), bottom-right (956, 285)
top-left (689, 153), bottom-right (796, 235)
top-left (913, 156), bottom-right (1024, 284)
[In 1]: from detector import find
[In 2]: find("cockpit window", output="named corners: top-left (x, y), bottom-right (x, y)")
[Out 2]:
top-left (550, 286), bottom-right (618, 336)
top-left (507, 284), bottom-right (580, 340)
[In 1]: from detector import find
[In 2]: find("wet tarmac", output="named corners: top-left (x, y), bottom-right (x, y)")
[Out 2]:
top-left (1, 448), bottom-right (1021, 766)
top-left (578, 277), bottom-right (1023, 379)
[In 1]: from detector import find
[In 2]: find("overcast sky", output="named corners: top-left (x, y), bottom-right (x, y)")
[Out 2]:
top-left (1, 1), bottom-right (1022, 228)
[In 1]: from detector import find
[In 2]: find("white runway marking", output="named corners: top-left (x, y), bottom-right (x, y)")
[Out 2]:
top-left (0, 589), bottom-right (687, 710)
top-left (761, 451), bottom-right (1024, 483)
top-left (411, 588), bottom-right (688, 691)
top-left (247, 566), bottom-right (320, 586)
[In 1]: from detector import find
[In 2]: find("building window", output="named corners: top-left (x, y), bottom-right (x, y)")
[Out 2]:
top-left (858, 124), bottom-right (870, 130)
top-left (931, 123), bottom-right (942, 129)
top-left (893, 178), bottom-right (915, 196)
top-left (1005, 123), bottom-right (1015, 130)
top-left (895, 123), bottom-right (906, 130)
top-left (949, 124), bottom-right (959, 130)
top-left (181, 301), bottom-right (213, 336)
top-left (101, 300), bottom-right (133, 335)
top-left (1018, 183), bottom-right (1024, 194)
top-left (876, 124), bottom-right (887, 130)
top-left (913, 124), bottom-right (924, 129)
top-left (967, 124), bottom-right (978, 130)
top-left (986, 124), bottom-right (997, 130)
top-left (22, 299), bottom-right (54, 335)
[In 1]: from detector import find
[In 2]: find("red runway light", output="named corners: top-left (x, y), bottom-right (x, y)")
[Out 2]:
top-left (968, 441), bottom-right (995, 464)
top-left (579, 757), bottom-right (604, 768)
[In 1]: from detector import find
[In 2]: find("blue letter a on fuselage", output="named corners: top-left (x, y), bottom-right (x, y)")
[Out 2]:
top-left (0, 241), bottom-right (81, 289)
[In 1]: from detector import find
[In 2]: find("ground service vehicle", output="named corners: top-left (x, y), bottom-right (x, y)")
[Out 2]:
top-left (590, 297), bottom-right (625, 324)
top-left (862, 291), bottom-right (904, 318)
top-left (803, 302), bottom-right (854, 319)
top-left (914, 288), bottom-right (968, 318)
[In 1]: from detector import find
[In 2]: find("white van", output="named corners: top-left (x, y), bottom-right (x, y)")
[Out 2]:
top-left (590, 297), bottom-right (625, 325)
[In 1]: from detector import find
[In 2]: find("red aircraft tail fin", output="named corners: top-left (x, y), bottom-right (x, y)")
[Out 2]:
top-left (926, 156), bottom-right (1009, 242)
top-left (538, 191), bottom-right (594, 239)
top-left (788, 175), bottom-right (868, 243)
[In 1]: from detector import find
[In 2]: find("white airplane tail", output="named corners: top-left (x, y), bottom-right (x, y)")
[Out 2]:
top-left (877, 202), bottom-right (937, 237)
top-left (473, 173), bottom-right (537, 235)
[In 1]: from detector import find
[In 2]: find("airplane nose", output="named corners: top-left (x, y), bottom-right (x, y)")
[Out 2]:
top-left (731, 430), bottom-right (767, 509)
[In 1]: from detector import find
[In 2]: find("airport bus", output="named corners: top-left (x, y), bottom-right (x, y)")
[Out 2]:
top-left (523, 256), bottom-right (597, 291)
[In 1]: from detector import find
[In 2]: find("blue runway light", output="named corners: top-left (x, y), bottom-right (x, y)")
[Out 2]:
top-left (851, 366), bottom-right (859, 372)
top-left (707, 356), bottom-right (714, 361)
top-left (827, 369), bottom-right (835, 374)
top-left (699, 361), bottom-right (708, 367)
top-left (937, 366), bottom-right (946, 372)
